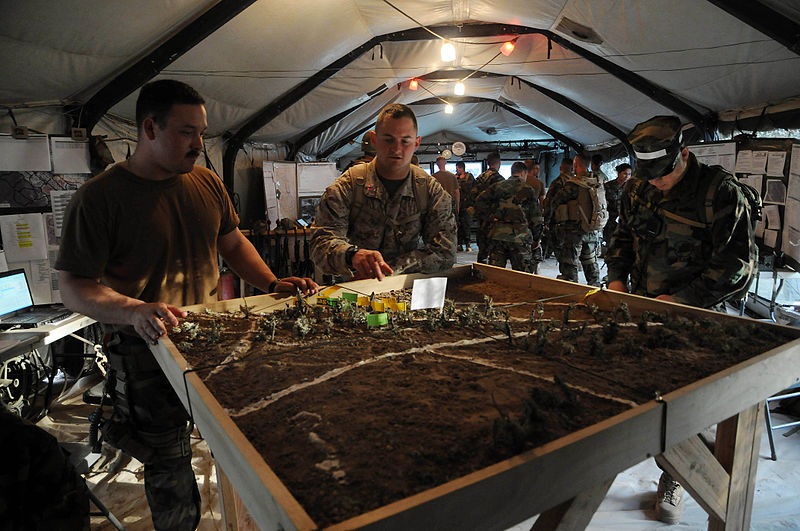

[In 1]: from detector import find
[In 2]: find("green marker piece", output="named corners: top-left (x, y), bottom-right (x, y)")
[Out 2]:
top-left (367, 313), bottom-right (388, 327)
top-left (342, 292), bottom-right (358, 302)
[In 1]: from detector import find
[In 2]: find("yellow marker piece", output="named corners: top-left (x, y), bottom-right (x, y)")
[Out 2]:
top-left (321, 286), bottom-right (339, 298)
top-left (357, 296), bottom-right (370, 306)
top-left (583, 287), bottom-right (601, 302)
top-left (396, 302), bottom-right (407, 312)
top-left (382, 297), bottom-right (396, 304)
top-left (316, 297), bottom-right (329, 306)
top-left (371, 300), bottom-right (385, 312)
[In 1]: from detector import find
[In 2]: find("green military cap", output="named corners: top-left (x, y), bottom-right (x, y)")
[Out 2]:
top-left (361, 131), bottom-right (376, 155)
top-left (628, 115), bottom-right (682, 180)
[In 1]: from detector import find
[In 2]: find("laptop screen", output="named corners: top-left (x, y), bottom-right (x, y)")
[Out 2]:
top-left (0, 269), bottom-right (34, 318)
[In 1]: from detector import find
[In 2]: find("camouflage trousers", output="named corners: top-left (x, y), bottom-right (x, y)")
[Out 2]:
top-left (487, 240), bottom-right (535, 272)
top-left (531, 245), bottom-right (543, 274)
top-left (601, 219), bottom-right (618, 256)
top-left (106, 334), bottom-right (201, 531)
top-left (458, 210), bottom-right (473, 247)
top-left (556, 230), bottom-right (600, 286)
top-left (476, 221), bottom-right (490, 263)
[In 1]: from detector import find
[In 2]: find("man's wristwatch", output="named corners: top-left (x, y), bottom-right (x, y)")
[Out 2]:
top-left (268, 279), bottom-right (280, 293)
top-left (345, 245), bottom-right (359, 267)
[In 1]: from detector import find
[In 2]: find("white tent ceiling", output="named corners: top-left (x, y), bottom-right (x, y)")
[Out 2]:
top-left (2, 0), bottom-right (800, 174)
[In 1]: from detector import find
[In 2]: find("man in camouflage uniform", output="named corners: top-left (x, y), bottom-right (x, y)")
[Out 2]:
top-left (474, 161), bottom-right (543, 272)
top-left (525, 159), bottom-right (546, 271)
top-left (311, 104), bottom-right (456, 280)
top-left (345, 130), bottom-right (376, 169)
top-left (470, 152), bottom-right (504, 263)
top-left (591, 153), bottom-right (609, 183)
top-left (606, 115), bottom-right (757, 525)
top-left (542, 157), bottom-right (574, 260)
top-left (601, 162), bottom-right (632, 256)
top-left (549, 153), bottom-right (603, 286)
top-left (455, 161), bottom-right (476, 251)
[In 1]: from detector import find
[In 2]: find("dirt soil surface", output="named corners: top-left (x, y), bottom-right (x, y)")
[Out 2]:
top-left (168, 276), bottom-right (794, 528)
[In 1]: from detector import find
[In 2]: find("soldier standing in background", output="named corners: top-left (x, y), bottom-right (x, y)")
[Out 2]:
top-left (470, 151), bottom-right (504, 263)
top-left (474, 161), bottom-right (543, 272)
top-left (525, 158), bottom-right (546, 271)
top-left (431, 155), bottom-right (460, 216)
top-left (601, 162), bottom-right (631, 256)
top-left (455, 161), bottom-right (476, 251)
top-left (542, 157), bottom-right (574, 259)
top-left (311, 103), bottom-right (456, 280)
top-left (524, 159), bottom-right (546, 209)
top-left (591, 153), bottom-right (609, 183)
top-left (606, 115), bottom-right (757, 524)
top-left (345, 130), bottom-right (376, 169)
top-left (549, 153), bottom-right (606, 286)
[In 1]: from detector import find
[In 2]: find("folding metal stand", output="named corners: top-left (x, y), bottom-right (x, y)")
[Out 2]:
top-left (60, 441), bottom-right (128, 530)
top-left (764, 389), bottom-right (800, 461)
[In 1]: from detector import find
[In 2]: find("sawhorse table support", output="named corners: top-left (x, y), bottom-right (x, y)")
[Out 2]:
top-left (531, 402), bottom-right (764, 531)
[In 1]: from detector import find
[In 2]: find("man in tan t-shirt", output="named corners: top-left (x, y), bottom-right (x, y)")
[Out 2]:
top-left (56, 79), bottom-right (317, 530)
top-left (525, 159), bottom-right (546, 209)
top-left (431, 156), bottom-right (460, 214)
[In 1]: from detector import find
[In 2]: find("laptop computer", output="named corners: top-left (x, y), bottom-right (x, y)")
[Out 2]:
top-left (0, 269), bottom-right (73, 329)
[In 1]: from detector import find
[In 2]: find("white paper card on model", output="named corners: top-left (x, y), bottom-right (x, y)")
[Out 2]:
top-left (410, 277), bottom-right (448, 310)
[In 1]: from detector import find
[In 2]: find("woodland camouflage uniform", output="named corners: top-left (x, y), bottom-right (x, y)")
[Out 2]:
top-left (606, 153), bottom-right (756, 307)
top-left (606, 116), bottom-right (756, 308)
top-left (542, 170), bottom-right (570, 258)
top-left (474, 174), bottom-right (543, 272)
top-left (311, 159), bottom-right (456, 276)
top-left (549, 172), bottom-right (603, 286)
top-left (457, 172), bottom-right (476, 248)
top-left (471, 167), bottom-right (504, 263)
top-left (602, 177), bottom-right (624, 251)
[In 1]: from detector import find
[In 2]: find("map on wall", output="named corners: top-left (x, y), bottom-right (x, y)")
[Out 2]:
top-left (0, 171), bottom-right (87, 210)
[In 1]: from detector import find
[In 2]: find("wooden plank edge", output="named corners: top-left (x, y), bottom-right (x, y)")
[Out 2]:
top-left (663, 337), bottom-right (800, 448)
top-left (326, 402), bottom-right (663, 531)
top-left (150, 340), bottom-right (317, 531)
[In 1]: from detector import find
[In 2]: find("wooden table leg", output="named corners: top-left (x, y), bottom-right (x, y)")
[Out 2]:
top-left (530, 476), bottom-right (615, 531)
top-left (655, 402), bottom-right (764, 531)
top-left (709, 401), bottom-right (764, 531)
top-left (216, 462), bottom-right (239, 531)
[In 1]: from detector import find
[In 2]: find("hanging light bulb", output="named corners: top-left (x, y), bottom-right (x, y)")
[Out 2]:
top-left (500, 40), bottom-right (516, 56)
top-left (444, 103), bottom-right (454, 114)
top-left (441, 41), bottom-right (456, 62)
top-left (409, 78), bottom-right (419, 90)
top-left (454, 81), bottom-right (465, 95)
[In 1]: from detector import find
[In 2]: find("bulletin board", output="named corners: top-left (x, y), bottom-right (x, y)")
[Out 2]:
top-left (263, 161), bottom-right (298, 228)
top-left (691, 138), bottom-right (800, 271)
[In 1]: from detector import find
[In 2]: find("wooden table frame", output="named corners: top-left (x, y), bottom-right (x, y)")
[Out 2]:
top-left (151, 264), bottom-right (800, 530)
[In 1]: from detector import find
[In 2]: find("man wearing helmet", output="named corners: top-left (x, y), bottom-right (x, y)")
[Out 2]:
top-left (346, 131), bottom-right (377, 168)
top-left (606, 115), bottom-right (757, 524)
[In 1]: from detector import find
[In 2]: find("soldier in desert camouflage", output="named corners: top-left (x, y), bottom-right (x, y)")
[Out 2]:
top-left (311, 103), bottom-right (456, 280)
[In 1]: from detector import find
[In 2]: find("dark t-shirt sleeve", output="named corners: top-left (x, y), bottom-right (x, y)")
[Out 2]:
top-left (55, 177), bottom-right (112, 278)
